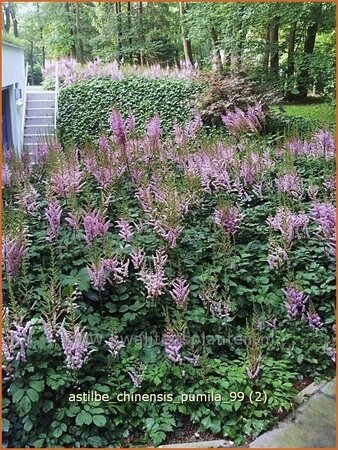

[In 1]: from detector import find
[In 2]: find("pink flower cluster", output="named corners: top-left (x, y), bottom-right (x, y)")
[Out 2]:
top-left (138, 249), bottom-right (168, 299)
top-left (266, 208), bottom-right (308, 242)
top-left (275, 171), bottom-right (303, 199)
top-left (214, 205), bottom-right (244, 235)
top-left (2, 235), bottom-right (28, 277)
top-left (170, 277), bottom-right (190, 308)
top-left (2, 318), bottom-right (33, 363)
top-left (83, 210), bottom-right (110, 245)
top-left (221, 103), bottom-right (265, 137)
top-left (45, 198), bottom-right (62, 242)
top-left (59, 325), bottom-right (91, 370)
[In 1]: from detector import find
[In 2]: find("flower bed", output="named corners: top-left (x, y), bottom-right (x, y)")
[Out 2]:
top-left (2, 106), bottom-right (336, 448)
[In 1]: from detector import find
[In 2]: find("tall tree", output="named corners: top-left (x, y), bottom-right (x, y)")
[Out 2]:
top-left (297, 3), bottom-right (323, 98)
top-left (179, 2), bottom-right (193, 66)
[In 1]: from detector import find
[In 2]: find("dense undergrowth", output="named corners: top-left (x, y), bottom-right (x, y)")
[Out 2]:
top-left (2, 105), bottom-right (336, 447)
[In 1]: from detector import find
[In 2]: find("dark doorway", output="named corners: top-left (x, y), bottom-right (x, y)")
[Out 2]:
top-left (2, 88), bottom-right (13, 150)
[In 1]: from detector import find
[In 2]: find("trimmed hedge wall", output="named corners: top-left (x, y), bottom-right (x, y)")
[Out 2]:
top-left (57, 77), bottom-right (202, 146)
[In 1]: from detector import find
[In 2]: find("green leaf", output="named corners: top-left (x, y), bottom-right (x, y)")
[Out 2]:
top-left (76, 410), bottom-right (93, 426)
top-left (2, 418), bottom-right (10, 432)
top-left (26, 388), bottom-right (39, 402)
top-left (92, 415), bottom-right (107, 427)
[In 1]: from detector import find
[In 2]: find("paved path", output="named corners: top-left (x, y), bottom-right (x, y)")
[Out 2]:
top-left (249, 378), bottom-right (336, 448)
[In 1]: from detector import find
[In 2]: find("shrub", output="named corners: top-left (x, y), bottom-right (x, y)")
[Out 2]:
top-left (57, 77), bottom-right (202, 146)
top-left (194, 74), bottom-right (280, 128)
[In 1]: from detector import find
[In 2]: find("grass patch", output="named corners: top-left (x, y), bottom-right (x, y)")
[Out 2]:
top-left (281, 102), bottom-right (335, 128)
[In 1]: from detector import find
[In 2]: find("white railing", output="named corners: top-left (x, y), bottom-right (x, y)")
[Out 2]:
top-left (21, 61), bottom-right (29, 145)
top-left (54, 61), bottom-right (59, 129)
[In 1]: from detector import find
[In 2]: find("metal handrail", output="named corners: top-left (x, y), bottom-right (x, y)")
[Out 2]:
top-left (21, 62), bottom-right (29, 142)
top-left (54, 61), bottom-right (59, 129)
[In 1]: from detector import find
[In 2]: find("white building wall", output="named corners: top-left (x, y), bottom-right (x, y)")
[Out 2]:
top-left (2, 42), bottom-right (25, 151)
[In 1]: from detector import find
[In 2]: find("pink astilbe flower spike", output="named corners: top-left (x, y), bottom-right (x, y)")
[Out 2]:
top-left (83, 210), bottom-right (110, 245)
top-left (282, 286), bottom-right (309, 320)
top-left (162, 329), bottom-right (183, 364)
top-left (170, 277), bottom-right (190, 308)
top-left (214, 206), bottom-right (244, 235)
top-left (59, 325), bottom-right (92, 370)
top-left (45, 198), bottom-right (62, 242)
top-left (310, 202), bottom-right (336, 239)
top-left (16, 184), bottom-right (39, 213)
top-left (115, 218), bottom-right (134, 242)
top-left (2, 164), bottom-right (11, 186)
top-left (2, 235), bottom-right (28, 277)
top-left (266, 208), bottom-right (308, 242)
top-left (109, 109), bottom-right (126, 147)
top-left (105, 333), bottom-right (125, 357)
top-left (131, 248), bottom-right (145, 270)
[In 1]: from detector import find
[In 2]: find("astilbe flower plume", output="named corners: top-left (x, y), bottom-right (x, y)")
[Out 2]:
top-left (275, 171), bottom-right (303, 199)
top-left (50, 164), bottom-right (83, 198)
top-left (138, 249), bottom-right (168, 299)
top-left (105, 333), bottom-right (125, 356)
top-left (87, 260), bottom-right (107, 290)
top-left (17, 184), bottom-right (39, 213)
top-left (267, 243), bottom-right (289, 269)
top-left (127, 365), bottom-right (144, 388)
top-left (310, 202), bottom-right (336, 239)
top-left (306, 311), bottom-right (323, 331)
top-left (41, 317), bottom-right (57, 343)
top-left (109, 108), bottom-right (126, 147)
top-left (2, 164), bottom-right (11, 186)
top-left (103, 257), bottom-right (129, 284)
top-left (59, 325), bottom-right (91, 370)
top-left (214, 205), bottom-right (244, 235)
top-left (2, 310), bottom-right (33, 363)
top-left (115, 218), bottom-right (134, 242)
top-left (266, 208), bottom-right (308, 243)
top-left (162, 329), bottom-right (183, 364)
top-left (45, 198), bottom-right (62, 242)
top-left (311, 129), bottom-right (335, 159)
top-left (282, 286), bottom-right (309, 319)
top-left (131, 247), bottom-right (145, 270)
top-left (83, 210), bottom-right (110, 245)
top-left (2, 235), bottom-right (28, 277)
top-left (170, 277), bottom-right (190, 308)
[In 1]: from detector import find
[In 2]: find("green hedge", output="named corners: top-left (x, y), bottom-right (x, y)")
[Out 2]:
top-left (57, 77), bottom-right (202, 146)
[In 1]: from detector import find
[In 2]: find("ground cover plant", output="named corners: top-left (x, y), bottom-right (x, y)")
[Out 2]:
top-left (2, 103), bottom-right (336, 448)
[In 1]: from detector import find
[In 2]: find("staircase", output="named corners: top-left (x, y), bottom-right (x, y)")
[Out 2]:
top-left (23, 88), bottom-right (57, 158)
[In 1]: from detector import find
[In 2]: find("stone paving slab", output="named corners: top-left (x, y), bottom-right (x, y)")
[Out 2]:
top-left (320, 379), bottom-right (336, 398)
top-left (249, 380), bottom-right (336, 448)
top-left (160, 440), bottom-right (232, 448)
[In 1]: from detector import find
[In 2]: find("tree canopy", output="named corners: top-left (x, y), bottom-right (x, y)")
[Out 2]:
top-left (2, 1), bottom-right (335, 98)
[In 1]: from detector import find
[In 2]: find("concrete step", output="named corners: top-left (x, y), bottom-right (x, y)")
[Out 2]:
top-left (25, 116), bottom-right (54, 126)
top-left (24, 124), bottom-right (55, 135)
top-left (27, 92), bottom-right (55, 101)
top-left (27, 99), bottom-right (55, 109)
top-left (26, 108), bottom-right (54, 118)
top-left (24, 133), bottom-right (56, 144)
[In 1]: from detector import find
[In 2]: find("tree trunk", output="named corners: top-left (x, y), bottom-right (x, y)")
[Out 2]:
top-left (210, 26), bottom-right (222, 73)
top-left (115, 2), bottom-right (123, 62)
top-left (285, 21), bottom-right (297, 100)
top-left (179, 2), bottom-right (193, 66)
top-left (297, 4), bottom-right (322, 99)
top-left (65, 2), bottom-right (76, 58)
top-left (262, 27), bottom-right (270, 75)
top-left (10, 4), bottom-right (18, 37)
top-left (75, 3), bottom-right (84, 62)
top-left (30, 41), bottom-right (34, 85)
top-left (127, 2), bottom-right (133, 63)
top-left (3, 4), bottom-right (11, 33)
top-left (137, 2), bottom-right (145, 66)
top-left (269, 21), bottom-right (279, 80)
